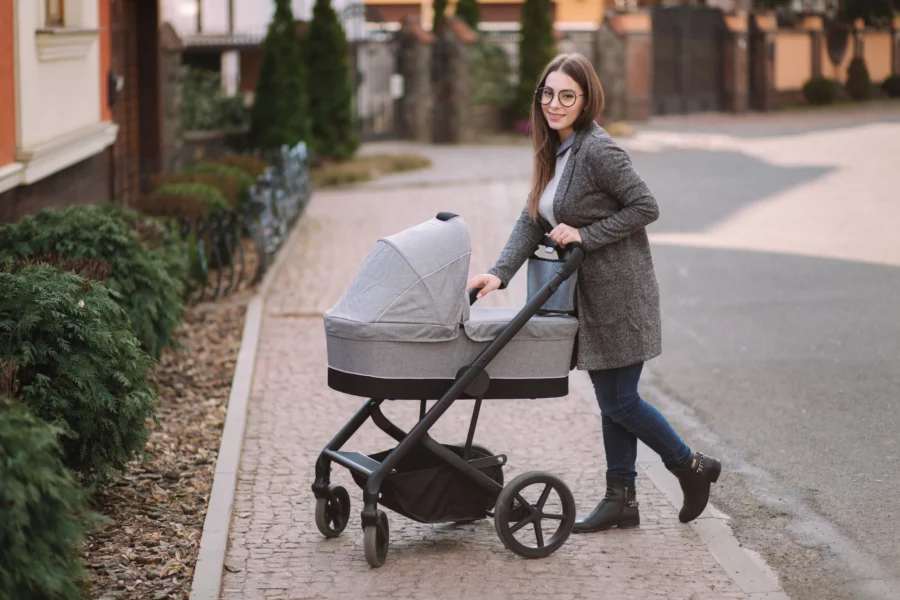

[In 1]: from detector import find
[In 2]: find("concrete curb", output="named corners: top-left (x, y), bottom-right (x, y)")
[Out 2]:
top-left (189, 228), bottom-right (300, 600)
top-left (570, 370), bottom-right (790, 600)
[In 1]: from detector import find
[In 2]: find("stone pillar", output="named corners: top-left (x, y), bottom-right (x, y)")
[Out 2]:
top-left (221, 50), bottom-right (240, 97)
top-left (442, 17), bottom-right (477, 143)
top-left (723, 13), bottom-right (749, 113)
top-left (852, 18), bottom-right (864, 58)
top-left (158, 22), bottom-right (183, 173)
top-left (802, 15), bottom-right (824, 77)
top-left (395, 17), bottom-right (434, 143)
top-left (595, 21), bottom-right (627, 123)
top-left (893, 17), bottom-right (900, 74)
top-left (611, 12), bottom-right (652, 121)
top-left (598, 11), bottom-right (652, 122)
top-left (750, 12), bottom-right (777, 112)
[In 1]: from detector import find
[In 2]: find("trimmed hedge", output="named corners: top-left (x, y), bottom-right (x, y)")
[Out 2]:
top-left (0, 265), bottom-right (157, 478)
top-left (803, 77), bottom-right (840, 105)
top-left (149, 172), bottom-right (242, 206)
top-left (183, 163), bottom-right (255, 203)
top-left (152, 182), bottom-right (231, 213)
top-left (0, 397), bottom-right (95, 600)
top-left (882, 74), bottom-right (900, 98)
top-left (215, 154), bottom-right (269, 179)
top-left (0, 205), bottom-right (184, 360)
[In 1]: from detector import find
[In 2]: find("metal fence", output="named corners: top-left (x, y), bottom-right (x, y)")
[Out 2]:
top-left (171, 142), bottom-right (311, 305)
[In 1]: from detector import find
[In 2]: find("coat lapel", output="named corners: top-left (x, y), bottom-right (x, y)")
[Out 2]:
top-left (551, 124), bottom-right (593, 222)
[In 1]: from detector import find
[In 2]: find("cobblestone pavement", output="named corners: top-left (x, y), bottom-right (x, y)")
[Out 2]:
top-left (220, 169), bottom-right (749, 599)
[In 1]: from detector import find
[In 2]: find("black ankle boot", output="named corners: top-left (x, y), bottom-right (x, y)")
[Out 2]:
top-left (668, 452), bottom-right (722, 523)
top-left (573, 476), bottom-right (640, 533)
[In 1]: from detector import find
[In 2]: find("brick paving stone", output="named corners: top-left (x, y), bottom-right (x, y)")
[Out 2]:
top-left (220, 156), bottom-right (749, 600)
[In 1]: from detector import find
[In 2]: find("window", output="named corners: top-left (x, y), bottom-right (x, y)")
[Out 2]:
top-left (45, 0), bottom-right (64, 27)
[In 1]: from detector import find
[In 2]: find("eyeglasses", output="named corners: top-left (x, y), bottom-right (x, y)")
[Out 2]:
top-left (536, 86), bottom-right (583, 107)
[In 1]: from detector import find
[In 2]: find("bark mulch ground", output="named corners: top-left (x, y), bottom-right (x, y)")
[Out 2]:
top-left (84, 292), bottom-right (252, 600)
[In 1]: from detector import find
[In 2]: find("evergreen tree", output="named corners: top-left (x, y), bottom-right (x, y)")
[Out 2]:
top-left (517, 0), bottom-right (555, 119)
top-left (433, 0), bottom-right (449, 33)
top-left (250, 0), bottom-right (311, 150)
top-left (305, 0), bottom-right (359, 160)
top-left (456, 0), bottom-right (480, 30)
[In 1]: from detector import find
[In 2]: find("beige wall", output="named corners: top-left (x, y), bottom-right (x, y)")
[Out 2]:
top-left (864, 32), bottom-right (893, 82)
top-left (775, 32), bottom-right (812, 91)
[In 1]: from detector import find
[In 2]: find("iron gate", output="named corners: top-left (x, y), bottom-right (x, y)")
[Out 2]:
top-left (349, 39), bottom-right (401, 140)
top-left (652, 5), bottom-right (727, 115)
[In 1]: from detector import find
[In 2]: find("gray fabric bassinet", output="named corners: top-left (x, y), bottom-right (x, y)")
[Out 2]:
top-left (324, 213), bottom-right (578, 400)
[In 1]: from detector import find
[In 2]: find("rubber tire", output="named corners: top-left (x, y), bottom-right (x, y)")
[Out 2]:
top-left (364, 510), bottom-right (390, 568)
top-left (493, 471), bottom-right (576, 559)
top-left (315, 485), bottom-right (351, 538)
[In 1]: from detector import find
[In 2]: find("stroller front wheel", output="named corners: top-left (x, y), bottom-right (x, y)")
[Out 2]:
top-left (493, 471), bottom-right (576, 559)
top-left (315, 485), bottom-right (351, 538)
top-left (364, 510), bottom-right (390, 568)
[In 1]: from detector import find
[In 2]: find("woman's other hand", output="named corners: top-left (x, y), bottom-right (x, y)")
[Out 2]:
top-left (548, 223), bottom-right (582, 247)
top-left (466, 274), bottom-right (502, 299)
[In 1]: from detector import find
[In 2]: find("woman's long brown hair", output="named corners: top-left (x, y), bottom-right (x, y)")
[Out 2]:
top-left (526, 53), bottom-right (605, 221)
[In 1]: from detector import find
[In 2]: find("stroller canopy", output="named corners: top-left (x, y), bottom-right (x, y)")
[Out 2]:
top-left (325, 214), bottom-right (471, 342)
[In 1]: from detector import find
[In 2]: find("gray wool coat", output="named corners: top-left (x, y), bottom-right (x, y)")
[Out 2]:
top-left (487, 122), bottom-right (662, 372)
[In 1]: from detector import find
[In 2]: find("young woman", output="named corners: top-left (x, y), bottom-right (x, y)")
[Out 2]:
top-left (466, 53), bottom-right (722, 532)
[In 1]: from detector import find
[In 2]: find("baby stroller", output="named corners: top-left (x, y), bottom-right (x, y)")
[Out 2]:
top-left (312, 212), bottom-right (584, 567)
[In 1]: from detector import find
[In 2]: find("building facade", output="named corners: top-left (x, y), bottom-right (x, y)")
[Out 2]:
top-left (0, 0), bottom-right (118, 222)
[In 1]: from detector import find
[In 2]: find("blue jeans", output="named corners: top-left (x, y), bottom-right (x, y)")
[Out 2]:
top-left (588, 362), bottom-right (692, 487)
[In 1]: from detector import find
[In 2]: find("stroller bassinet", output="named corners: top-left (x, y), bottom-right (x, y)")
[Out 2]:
top-left (313, 212), bottom-right (584, 568)
top-left (324, 213), bottom-right (579, 399)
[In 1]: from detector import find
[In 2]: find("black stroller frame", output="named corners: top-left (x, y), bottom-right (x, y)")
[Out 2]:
top-left (312, 236), bottom-right (585, 568)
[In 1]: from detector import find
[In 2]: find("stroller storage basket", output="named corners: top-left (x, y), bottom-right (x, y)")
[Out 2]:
top-left (350, 444), bottom-right (502, 524)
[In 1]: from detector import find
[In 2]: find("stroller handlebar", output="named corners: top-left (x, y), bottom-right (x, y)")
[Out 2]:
top-left (468, 239), bottom-right (584, 306)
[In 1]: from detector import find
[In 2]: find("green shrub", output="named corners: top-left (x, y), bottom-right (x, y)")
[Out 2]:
top-left (455, 0), bottom-right (480, 29)
top-left (249, 0), bottom-right (311, 150)
top-left (96, 204), bottom-right (189, 292)
top-left (152, 182), bottom-right (231, 212)
top-left (215, 153), bottom-right (270, 179)
top-left (0, 265), bottom-right (157, 478)
top-left (882, 74), bottom-right (900, 98)
top-left (0, 205), bottom-right (184, 360)
top-left (802, 77), bottom-right (840, 105)
top-left (305, 0), bottom-right (359, 160)
top-left (0, 397), bottom-right (96, 600)
top-left (845, 56), bottom-right (872, 100)
top-left (470, 38), bottom-right (515, 108)
top-left (180, 66), bottom-right (247, 131)
top-left (183, 163), bottom-right (255, 203)
top-left (149, 171), bottom-right (242, 206)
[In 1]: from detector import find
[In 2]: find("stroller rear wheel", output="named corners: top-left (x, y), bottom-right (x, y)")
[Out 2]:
top-left (315, 485), bottom-right (351, 538)
top-left (364, 510), bottom-right (390, 568)
top-left (493, 471), bottom-right (576, 559)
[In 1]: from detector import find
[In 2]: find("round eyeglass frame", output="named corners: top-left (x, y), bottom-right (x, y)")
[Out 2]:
top-left (536, 86), bottom-right (584, 107)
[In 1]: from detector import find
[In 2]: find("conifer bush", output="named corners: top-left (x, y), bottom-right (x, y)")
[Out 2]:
top-left (517, 0), bottom-right (555, 119)
top-left (883, 74), bottom-right (900, 98)
top-left (0, 265), bottom-right (157, 478)
top-left (149, 171), bottom-right (243, 206)
top-left (845, 56), bottom-right (873, 100)
top-left (250, 0), bottom-right (311, 151)
top-left (0, 205), bottom-right (184, 360)
top-left (216, 154), bottom-right (270, 179)
top-left (151, 182), bottom-right (231, 213)
top-left (802, 76), bottom-right (840, 105)
top-left (305, 0), bottom-right (359, 160)
top-left (0, 397), bottom-right (95, 600)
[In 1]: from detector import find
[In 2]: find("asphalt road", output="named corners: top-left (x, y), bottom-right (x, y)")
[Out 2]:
top-left (628, 114), bottom-right (900, 600)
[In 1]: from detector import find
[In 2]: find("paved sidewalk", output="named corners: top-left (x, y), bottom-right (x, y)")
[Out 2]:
top-left (219, 171), bottom-right (755, 599)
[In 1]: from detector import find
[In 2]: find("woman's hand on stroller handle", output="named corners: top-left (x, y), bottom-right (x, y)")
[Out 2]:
top-left (466, 273), bottom-right (502, 302)
top-left (548, 223), bottom-right (582, 248)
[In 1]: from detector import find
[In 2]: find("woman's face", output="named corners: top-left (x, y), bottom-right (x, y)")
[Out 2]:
top-left (539, 70), bottom-right (585, 141)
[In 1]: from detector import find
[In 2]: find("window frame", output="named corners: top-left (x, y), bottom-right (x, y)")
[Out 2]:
top-left (45, 0), bottom-right (65, 28)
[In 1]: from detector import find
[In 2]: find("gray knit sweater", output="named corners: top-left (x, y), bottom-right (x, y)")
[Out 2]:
top-left (487, 122), bottom-right (662, 371)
